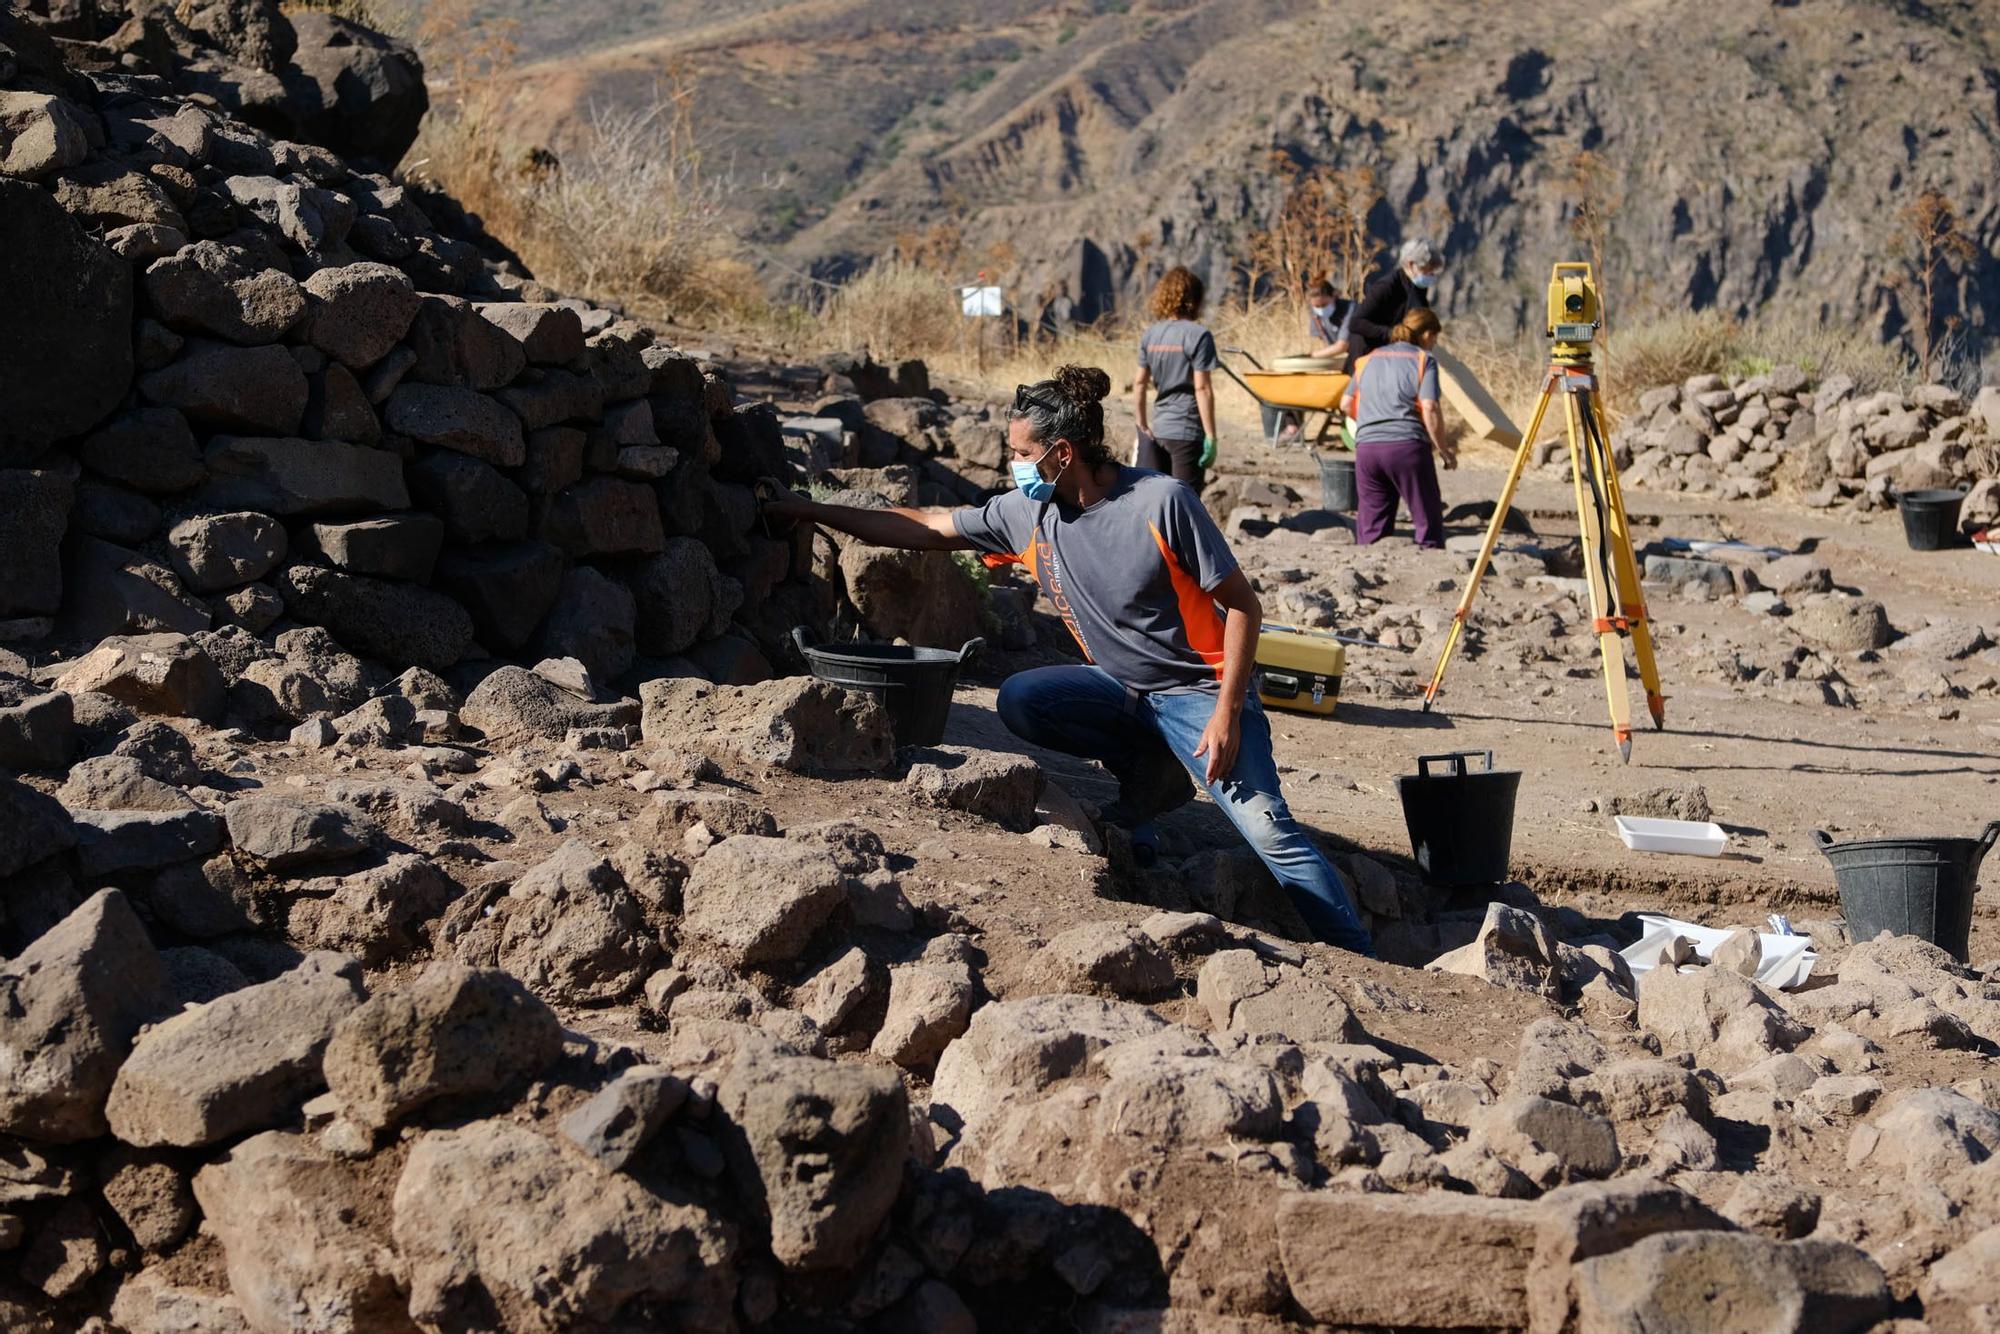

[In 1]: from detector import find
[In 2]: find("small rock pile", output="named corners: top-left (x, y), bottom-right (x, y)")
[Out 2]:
top-left (1600, 367), bottom-right (2000, 529)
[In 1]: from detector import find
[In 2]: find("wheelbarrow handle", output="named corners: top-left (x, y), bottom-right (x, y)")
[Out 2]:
top-left (1417, 750), bottom-right (1494, 778)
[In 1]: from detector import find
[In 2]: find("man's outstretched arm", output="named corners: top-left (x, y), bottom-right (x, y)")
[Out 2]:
top-left (763, 499), bottom-right (973, 551)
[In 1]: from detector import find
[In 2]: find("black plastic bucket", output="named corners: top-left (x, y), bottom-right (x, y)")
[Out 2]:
top-left (791, 627), bottom-right (983, 748)
top-left (1313, 451), bottom-right (1357, 513)
top-left (1812, 822), bottom-right (1998, 962)
top-left (1396, 751), bottom-right (1522, 885)
top-left (1894, 488), bottom-right (1968, 552)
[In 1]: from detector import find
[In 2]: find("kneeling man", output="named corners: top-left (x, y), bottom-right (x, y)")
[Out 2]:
top-left (763, 365), bottom-right (1373, 955)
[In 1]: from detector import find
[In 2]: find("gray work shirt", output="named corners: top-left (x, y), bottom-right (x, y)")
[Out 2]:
top-left (1137, 318), bottom-right (1218, 443)
top-left (1343, 341), bottom-right (1439, 447)
top-left (952, 466), bottom-right (1240, 694)
top-left (1307, 300), bottom-right (1351, 348)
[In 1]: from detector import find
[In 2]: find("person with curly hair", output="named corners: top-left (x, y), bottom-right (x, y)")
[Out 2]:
top-left (1134, 265), bottom-right (1220, 489)
top-left (763, 366), bottom-right (1374, 955)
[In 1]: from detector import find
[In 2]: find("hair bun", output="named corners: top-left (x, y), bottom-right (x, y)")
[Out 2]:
top-left (1053, 364), bottom-right (1112, 404)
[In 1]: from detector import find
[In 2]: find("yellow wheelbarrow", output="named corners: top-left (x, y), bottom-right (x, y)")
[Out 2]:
top-left (1219, 348), bottom-right (1351, 448)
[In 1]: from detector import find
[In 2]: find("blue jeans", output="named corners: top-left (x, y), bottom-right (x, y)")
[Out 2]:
top-left (997, 665), bottom-right (1376, 955)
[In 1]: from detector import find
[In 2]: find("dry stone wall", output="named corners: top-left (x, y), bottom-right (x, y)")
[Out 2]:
top-left (1599, 367), bottom-right (2000, 533)
top-left (0, 0), bottom-right (822, 691)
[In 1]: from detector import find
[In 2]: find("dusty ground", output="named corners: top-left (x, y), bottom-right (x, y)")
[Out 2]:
top-left (713, 336), bottom-right (2000, 953)
top-left (1230, 441), bottom-right (1993, 933)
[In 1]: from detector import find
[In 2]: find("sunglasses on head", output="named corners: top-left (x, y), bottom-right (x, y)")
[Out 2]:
top-left (1014, 383), bottom-right (1064, 414)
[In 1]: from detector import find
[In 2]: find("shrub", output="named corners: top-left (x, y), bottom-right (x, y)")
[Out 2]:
top-left (1603, 309), bottom-right (1738, 398)
top-left (399, 5), bottom-right (760, 324)
top-left (821, 260), bottom-right (964, 365)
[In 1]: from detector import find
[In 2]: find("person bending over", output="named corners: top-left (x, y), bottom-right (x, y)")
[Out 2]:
top-left (1344, 236), bottom-right (1443, 371)
top-left (1133, 266), bottom-right (1220, 490)
top-left (763, 366), bottom-right (1374, 955)
top-left (1262, 277), bottom-right (1353, 444)
top-left (1341, 307), bottom-right (1454, 548)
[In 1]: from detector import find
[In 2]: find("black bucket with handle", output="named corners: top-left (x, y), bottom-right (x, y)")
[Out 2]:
top-left (1894, 488), bottom-right (1968, 552)
top-left (1396, 751), bottom-right (1522, 885)
top-left (1812, 822), bottom-right (1998, 962)
top-left (1313, 451), bottom-right (1358, 513)
top-left (791, 627), bottom-right (983, 748)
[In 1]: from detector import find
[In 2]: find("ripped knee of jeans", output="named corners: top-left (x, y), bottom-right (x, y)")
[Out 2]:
top-left (1228, 784), bottom-right (1301, 842)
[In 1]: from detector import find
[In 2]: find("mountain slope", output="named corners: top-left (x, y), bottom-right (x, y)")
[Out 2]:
top-left (490, 0), bottom-right (2000, 345)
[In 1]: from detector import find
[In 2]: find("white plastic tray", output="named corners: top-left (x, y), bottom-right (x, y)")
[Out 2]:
top-left (1620, 914), bottom-right (1818, 990)
top-left (1614, 815), bottom-right (1727, 857)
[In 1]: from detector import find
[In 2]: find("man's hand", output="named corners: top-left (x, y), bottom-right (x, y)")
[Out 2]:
top-left (1198, 435), bottom-right (1218, 469)
top-left (1437, 442), bottom-right (1459, 471)
top-left (1192, 703), bottom-right (1241, 784)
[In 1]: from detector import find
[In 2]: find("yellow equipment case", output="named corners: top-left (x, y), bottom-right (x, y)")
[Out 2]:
top-left (1256, 623), bottom-right (1345, 716)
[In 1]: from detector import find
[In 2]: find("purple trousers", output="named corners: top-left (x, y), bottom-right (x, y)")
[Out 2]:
top-left (1355, 436), bottom-right (1445, 548)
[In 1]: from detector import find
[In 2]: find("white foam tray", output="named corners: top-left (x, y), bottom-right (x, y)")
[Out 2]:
top-left (1613, 815), bottom-right (1728, 857)
top-left (1620, 914), bottom-right (1818, 991)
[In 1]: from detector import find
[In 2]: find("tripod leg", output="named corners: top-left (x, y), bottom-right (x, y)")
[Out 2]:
top-left (1588, 390), bottom-right (1667, 729)
top-left (1565, 384), bottom-right (1633, 761)
top-left (1421, 376), bottom-right (1556, 711)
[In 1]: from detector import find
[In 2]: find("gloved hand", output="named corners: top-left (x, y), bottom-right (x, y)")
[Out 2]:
top-left (1198, 435), bottom-right (1218, 469)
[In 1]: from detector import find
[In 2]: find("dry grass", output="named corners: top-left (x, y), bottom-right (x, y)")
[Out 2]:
top-left (1731, 320), bottom-right (1910, 395)
top-left (818, 261), bottom-right (965, 365)
top-left (395, 1), bottom-right (761, 324)
top-left (1601, 309), bottom-right (1738, 399)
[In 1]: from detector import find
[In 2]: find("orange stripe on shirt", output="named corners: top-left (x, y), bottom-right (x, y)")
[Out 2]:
top-left (1147, 521), bottom-right (1227, 678)
top-left (1007, 538), bottom-right (1094, 660)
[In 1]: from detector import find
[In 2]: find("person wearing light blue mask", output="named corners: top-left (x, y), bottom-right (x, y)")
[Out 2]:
top-left (1264, 276), bottom-right (1353, 443)
top-left (1009, 438), bottom-right (1067, 503)
top-left (1343, 236), bottom-right (1444, 373)
top-left (760, 366), bottom-right (1375, 955)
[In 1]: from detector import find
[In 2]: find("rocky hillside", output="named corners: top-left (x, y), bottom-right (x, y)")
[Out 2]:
top-left (491, 0), bottom-right (2000, 344)
top-left (8, 4), bottom-right (2000, 1333)
top-left (0, 0), bottom-right (1018, 679)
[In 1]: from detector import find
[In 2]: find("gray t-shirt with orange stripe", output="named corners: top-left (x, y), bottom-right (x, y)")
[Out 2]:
top-left (1344, 341), bottom-right (1440, 446)
top-left (952, 466), bottom-right (1239, 694)
top-left (1137, 318), bottom-right (1218, 442)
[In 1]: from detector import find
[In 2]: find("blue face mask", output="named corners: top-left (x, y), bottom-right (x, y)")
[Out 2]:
top-left (1010, 443), bottom-right (1065, 503)
top-left (1410, 269), bottom-right (1439, 290)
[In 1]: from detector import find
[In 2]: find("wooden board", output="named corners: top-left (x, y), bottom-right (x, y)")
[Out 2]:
top-left (1430, 344), bottom-right (1523, 448)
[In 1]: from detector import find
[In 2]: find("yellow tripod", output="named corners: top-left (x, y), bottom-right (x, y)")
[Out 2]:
top-left (1421, 262), bottom-right (1665, 762)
